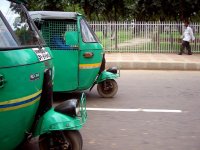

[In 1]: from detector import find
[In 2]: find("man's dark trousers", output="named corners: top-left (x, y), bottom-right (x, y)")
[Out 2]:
top-left (179, 40), bottom-right (192, 55)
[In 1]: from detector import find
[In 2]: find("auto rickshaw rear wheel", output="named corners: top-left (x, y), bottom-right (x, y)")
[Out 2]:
top-left (97, 79), bottom-right (118, 98)
top-left (39, 130), bottom-right (82, 150)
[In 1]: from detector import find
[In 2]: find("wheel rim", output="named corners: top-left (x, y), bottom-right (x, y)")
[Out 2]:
top-left (97, 79), bottom-right (118, 98)
top-left (101, 80), bottom-right (114, 94)
top-left (39, 132), bottom-right (72, 150)
top-left (39, 131), bottom-right (82, 150)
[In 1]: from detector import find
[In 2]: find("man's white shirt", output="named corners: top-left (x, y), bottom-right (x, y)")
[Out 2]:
top-left (183, 26), bottom-right (195, 42)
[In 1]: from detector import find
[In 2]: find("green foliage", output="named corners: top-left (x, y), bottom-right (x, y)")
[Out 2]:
top-left (27, 0), bottom-right (68, 10)
top-left (27, 0), bottom-right (200, 21)
top-left (131, 0), bottom-right (200, 21)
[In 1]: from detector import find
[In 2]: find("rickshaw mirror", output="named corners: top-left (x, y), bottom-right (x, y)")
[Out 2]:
top-left (64, 31), bottom-right (78, 46)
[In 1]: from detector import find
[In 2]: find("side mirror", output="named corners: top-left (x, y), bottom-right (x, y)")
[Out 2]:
top-left (64, 31), bottom-right (78, 46)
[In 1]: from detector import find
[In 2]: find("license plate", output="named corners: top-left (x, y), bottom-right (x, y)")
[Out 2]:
top-left (33, 48), bottom-right (51, 61)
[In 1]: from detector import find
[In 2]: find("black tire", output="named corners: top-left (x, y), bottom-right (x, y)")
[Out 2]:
top-left (39, 130), bottom-right (83, 150)
top-left (97, 79), bottom-right (118, 98)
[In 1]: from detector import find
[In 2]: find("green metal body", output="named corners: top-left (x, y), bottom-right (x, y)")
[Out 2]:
top-left (37, 13), bottom-right (106, 92)
top-left (96, 70), bottom-right (120, 83)
top-left (0, 40), bottom-right (87, 150)
top-left (34, 93), bottom-right (87, 136)
top-left (0, 47), bottom-right (53, 150)
top-left (1, 4), bottom-right (87, 150)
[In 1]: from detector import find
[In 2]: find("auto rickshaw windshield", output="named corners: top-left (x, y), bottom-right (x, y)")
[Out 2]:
top-left (0, 0), bottom-right (45, 49)
top-left (80, 18), bottom-right (100, 43)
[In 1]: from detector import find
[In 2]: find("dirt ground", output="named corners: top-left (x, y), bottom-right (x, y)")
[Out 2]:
top-left (117, 38), bottom-right (152, 47)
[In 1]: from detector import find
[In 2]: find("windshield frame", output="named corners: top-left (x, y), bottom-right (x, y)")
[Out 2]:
top-left (0, 1), bottom-right (46, 50)
top-left (0, 10), bottom-right (20, 47)
top-left (80, 18), bottom-right (99, 43)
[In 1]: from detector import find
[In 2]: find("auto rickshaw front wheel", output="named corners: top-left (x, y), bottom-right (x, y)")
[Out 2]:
top-left (97, 79), bottom-right (118, 98)
top-left (39, 130), bottom-right (82, 150)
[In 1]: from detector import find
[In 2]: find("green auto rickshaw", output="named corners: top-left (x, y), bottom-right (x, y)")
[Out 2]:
top-left (29, 11), bottom-right (119, 98)
top-left (0, 1), bottom-right (87, 149)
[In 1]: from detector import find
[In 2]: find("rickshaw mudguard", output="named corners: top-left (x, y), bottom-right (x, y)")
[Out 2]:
top-left (96, 70), bottom-right (119, 83)
top-left (34, 108), bottom-right (87, 136)
top-left (89, 70), bottom-right (119, 91)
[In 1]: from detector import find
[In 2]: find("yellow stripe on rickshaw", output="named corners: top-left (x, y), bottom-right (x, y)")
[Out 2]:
top-left (0, 90), bottom-right (42, 105)
top-left (0, 97), bottom-right (41, 112)
top-left (0, 90), bottom-right (42, 112)
top-left (79, 63), bottom-right (101, 69)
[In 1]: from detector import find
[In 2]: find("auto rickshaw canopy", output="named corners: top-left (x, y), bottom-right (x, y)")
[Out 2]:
top-left (9, 0), bottom-right (27, 3)
top-left (29, 11), bottom-right (80, 21)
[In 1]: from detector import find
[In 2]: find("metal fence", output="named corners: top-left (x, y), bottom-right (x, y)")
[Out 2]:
top-left (90, 21), bottom-right (200, 53)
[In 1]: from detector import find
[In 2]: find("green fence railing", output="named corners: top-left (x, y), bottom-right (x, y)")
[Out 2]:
top-left (90, 21), bottom-right (200, 53)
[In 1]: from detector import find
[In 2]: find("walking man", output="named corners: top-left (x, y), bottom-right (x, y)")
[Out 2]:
top-left (178, 21), bottom-right (195, 55)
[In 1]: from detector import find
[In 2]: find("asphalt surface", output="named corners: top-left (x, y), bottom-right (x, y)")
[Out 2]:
top-left (21, 70), bottom-right (200, 150)
top-left (80, 70), bottom-right (200, 150)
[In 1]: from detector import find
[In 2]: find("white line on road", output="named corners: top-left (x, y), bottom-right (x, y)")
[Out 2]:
top-left (86, 108), bottom-right (182, 113)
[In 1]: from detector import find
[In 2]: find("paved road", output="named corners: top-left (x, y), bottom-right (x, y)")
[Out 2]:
top-left (80, 70), bottom-right (200, 150)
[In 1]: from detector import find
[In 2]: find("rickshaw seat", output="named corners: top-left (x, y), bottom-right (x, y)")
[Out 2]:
top-left (54, 99), bottom-right (78, 117)
top-left (106, 67), bottom-right (118, 74)
top-left (51, 35), bottom-right (72, 49)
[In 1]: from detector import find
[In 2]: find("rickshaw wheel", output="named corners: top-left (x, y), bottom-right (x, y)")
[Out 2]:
top-left (97, 79), bottom-right (118, 98)
top-left (39, 130), bottom-right (82, 150)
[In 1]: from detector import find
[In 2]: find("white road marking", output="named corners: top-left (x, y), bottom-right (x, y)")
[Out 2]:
top-left (86, 108), bottom-right (182, 113)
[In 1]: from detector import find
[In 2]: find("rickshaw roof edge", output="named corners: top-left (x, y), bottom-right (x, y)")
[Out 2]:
top-left (8, 0), bottom-right (27, 3)
top-left (29, 11), bottom-right (81, 20)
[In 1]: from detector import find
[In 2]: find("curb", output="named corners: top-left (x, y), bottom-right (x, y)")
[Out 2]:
top-left (106, 61), bottom-right (200, 70)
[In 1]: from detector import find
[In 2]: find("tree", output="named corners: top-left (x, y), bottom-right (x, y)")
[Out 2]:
top-left (100, 0), bottom-right (127, 21)
top-left (130, 0), bottom-right (200, 21)
top-left (27, 0), bottom-right (200, 21)
top-left (27, 0), bottom-right (68, 11)
top-left (69, 0), bottom-right (128, 21)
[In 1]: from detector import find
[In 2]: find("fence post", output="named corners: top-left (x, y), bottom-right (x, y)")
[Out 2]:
top-left (90, 21), bottom-right (200, 53)
top-left (115, 21), bottom-right (118, 50)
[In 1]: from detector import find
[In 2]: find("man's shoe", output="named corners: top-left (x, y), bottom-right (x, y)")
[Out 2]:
top-left (188, 53), bottom-right (192, 55)
top-left (178, 52), bottom-right (182, 55)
